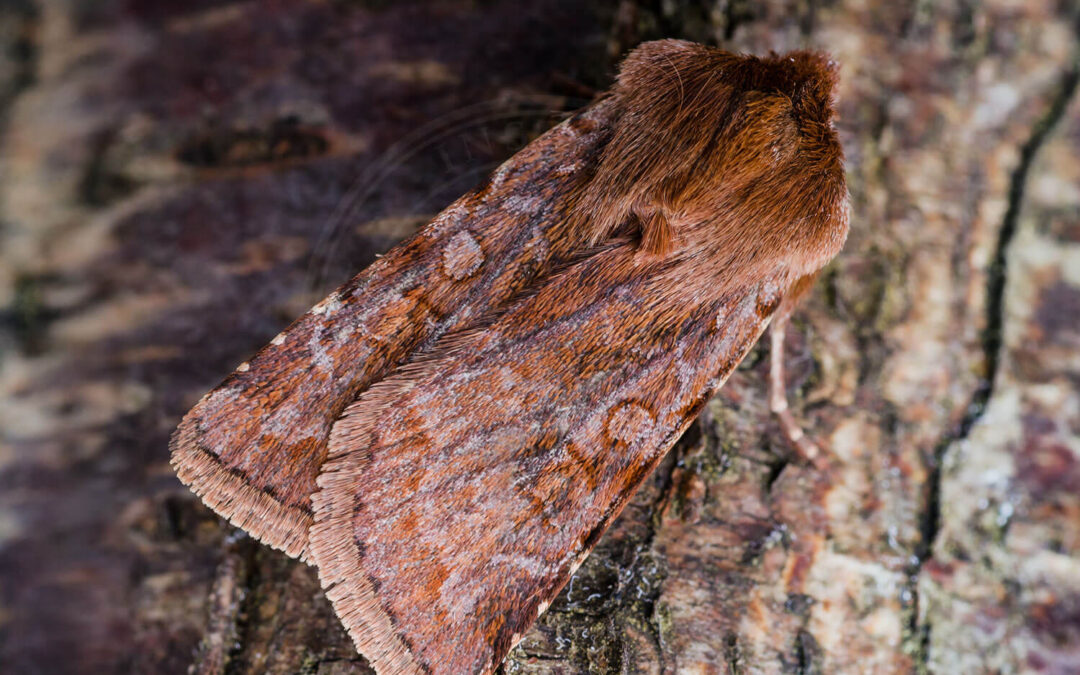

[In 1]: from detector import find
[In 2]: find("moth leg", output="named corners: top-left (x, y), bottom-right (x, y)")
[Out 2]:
top-left (769, 316), bottom-right (827, 467)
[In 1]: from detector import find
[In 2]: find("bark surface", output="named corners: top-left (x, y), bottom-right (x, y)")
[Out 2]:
top-left (1, 1), bottom-right (1078, 673)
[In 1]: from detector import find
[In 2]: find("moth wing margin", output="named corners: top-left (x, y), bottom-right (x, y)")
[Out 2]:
top-left (171, 408), bottom-right (315, 559)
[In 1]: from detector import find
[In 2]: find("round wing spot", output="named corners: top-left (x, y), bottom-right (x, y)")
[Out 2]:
top-left (442, 231), bottom-right (485, 281)
top-left (606, 401), bottom-right (655, 445)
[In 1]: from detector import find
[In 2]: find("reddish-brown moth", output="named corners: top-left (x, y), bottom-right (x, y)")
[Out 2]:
top-left (171, 40), bottom-right (848, 674)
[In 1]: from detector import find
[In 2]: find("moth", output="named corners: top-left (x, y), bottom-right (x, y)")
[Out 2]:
top-left (172, 40), bottom-right (848, 674)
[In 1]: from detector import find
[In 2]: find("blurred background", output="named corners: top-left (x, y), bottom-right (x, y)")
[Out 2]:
top-left (1, 1), bottom-right (1078, 673)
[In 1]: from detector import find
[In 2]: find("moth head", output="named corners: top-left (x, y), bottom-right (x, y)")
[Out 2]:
top-left (570, 41), bottom-right (846, 262)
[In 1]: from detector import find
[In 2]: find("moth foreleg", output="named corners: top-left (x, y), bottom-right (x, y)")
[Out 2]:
top-left (769, 316), bottom-right (828, 468)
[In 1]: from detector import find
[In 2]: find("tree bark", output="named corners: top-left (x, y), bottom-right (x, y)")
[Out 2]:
top-left (1, 1), bottom-right (1078, 673)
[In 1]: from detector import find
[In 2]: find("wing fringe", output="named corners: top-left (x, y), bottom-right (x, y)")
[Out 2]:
top-left (310, 431), bottom-right (425, 673)
top-left (170, 411), bottom-right (313, 561)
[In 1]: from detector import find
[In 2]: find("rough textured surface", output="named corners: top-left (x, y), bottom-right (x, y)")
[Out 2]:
top-left (1, 1), bottom-right (1078, 674)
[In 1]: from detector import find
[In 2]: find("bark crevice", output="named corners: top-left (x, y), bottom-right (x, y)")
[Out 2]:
top-left (909, 38), bottom-right (1080, 672)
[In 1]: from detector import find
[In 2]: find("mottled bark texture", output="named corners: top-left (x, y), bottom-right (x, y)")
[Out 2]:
top-left (0, 1), bottom-right (1077, 673)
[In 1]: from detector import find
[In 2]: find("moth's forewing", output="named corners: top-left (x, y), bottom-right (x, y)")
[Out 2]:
top-left (310, 245), bottom-right (787, 674)
top-left (170, 102), bottom-right (616, 560)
